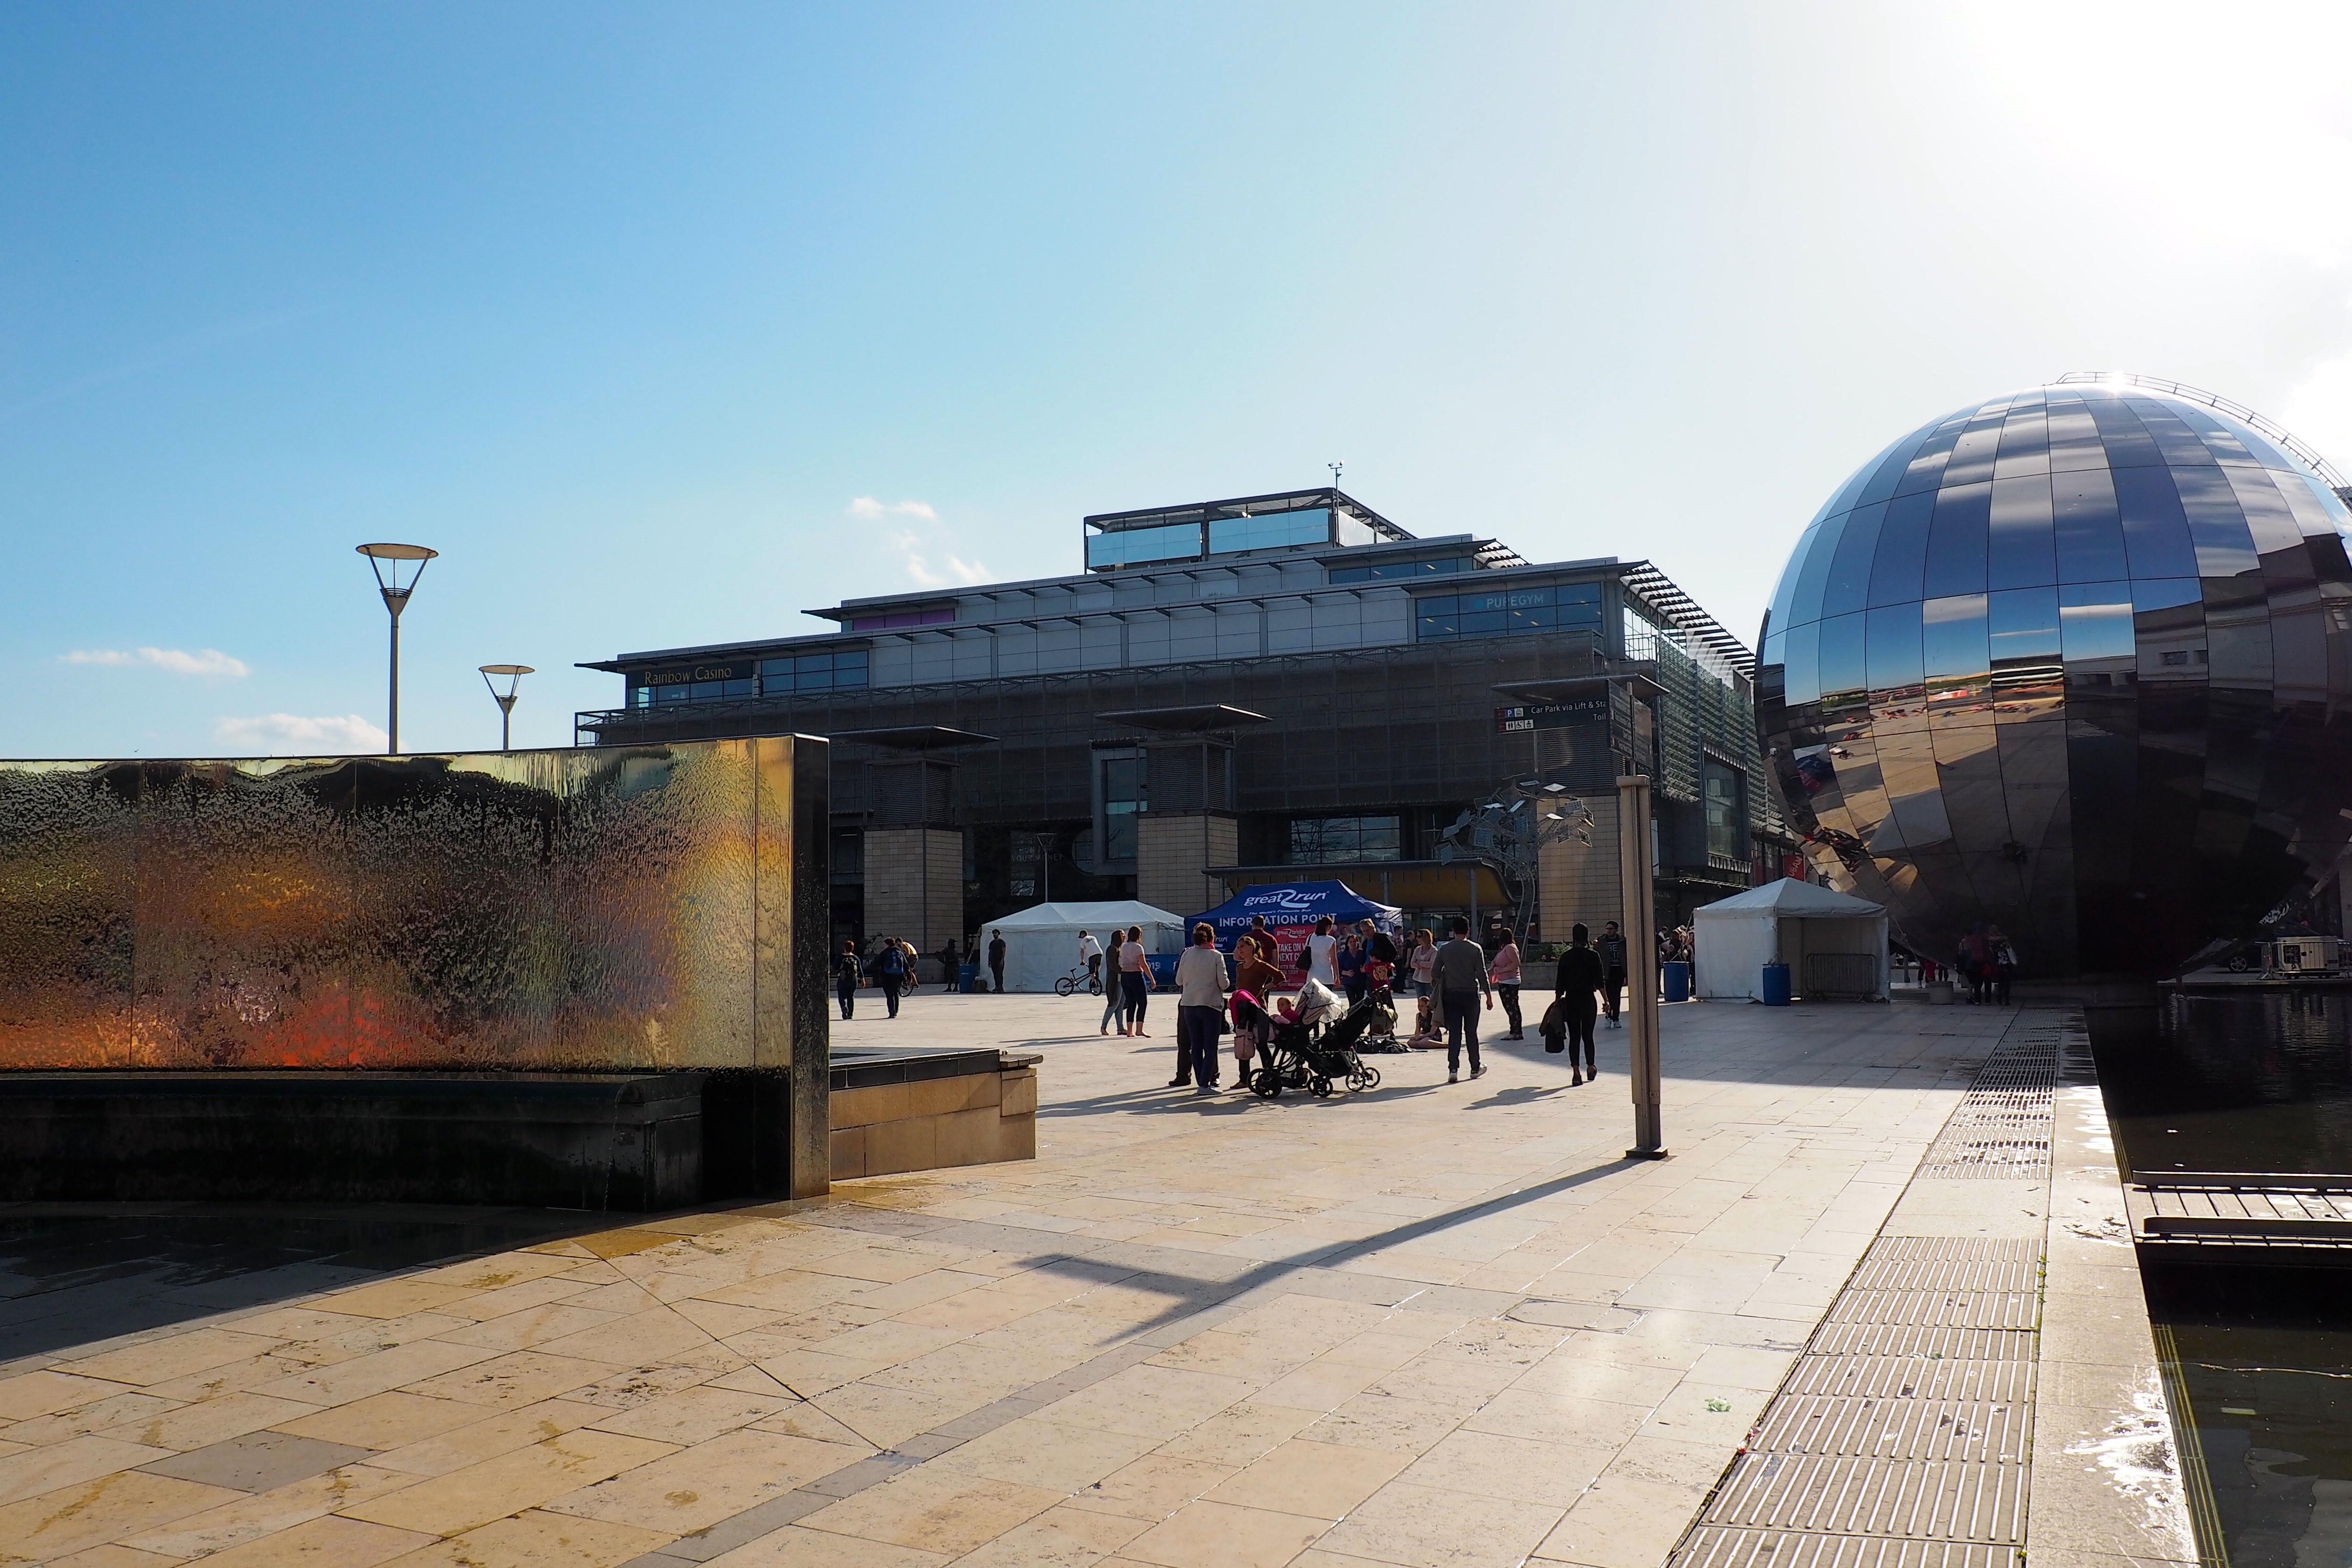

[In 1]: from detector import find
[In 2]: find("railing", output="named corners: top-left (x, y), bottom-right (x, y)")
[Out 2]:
top-left (2054, 370), bottom-right (2349, 490)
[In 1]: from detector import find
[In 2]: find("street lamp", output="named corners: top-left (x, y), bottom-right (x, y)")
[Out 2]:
top-left (355, 544), bottom-right (437, 753)
top-left (478, 665), bottom-right (532, 751)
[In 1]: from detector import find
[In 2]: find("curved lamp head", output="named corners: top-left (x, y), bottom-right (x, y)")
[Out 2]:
top-left (478, 664), bottom-right (532, 708)
top-left (356, 543), bottom-right (437, 611)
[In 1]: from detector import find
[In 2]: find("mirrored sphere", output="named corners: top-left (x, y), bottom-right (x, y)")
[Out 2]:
top-left (1757, 381), bottom-right (2352, 976)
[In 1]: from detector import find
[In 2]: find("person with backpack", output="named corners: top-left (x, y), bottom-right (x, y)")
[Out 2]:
top-left (868, 935), bottom-right (909, 1018)
top-left (834, 939), bottom-right (862, 1020)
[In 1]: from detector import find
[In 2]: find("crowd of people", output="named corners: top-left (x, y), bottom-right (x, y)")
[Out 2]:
top-left (834, 914), bottom-right (1731, 1097)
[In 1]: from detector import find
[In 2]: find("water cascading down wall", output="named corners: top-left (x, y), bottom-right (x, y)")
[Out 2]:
top-left (0, 737), bottom-right (831, 1208)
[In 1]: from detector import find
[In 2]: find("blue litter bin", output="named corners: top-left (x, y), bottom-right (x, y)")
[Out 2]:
top-left (958, 962), bottom-right (979, 994)
top-left (1760, 962), bottom-right (1792, 1007)
top-left (1662, 961), bottom-right (1691, 1003)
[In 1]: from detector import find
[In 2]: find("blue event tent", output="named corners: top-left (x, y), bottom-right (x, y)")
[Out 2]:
top-left (1191, 880), bottom-right (1404, 948)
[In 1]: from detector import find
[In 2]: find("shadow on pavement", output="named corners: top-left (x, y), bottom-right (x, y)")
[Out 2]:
top-left (0, 1204), bottom-right (599, 1363)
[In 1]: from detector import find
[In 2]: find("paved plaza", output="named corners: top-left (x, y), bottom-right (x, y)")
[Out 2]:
top-left (0, 993), bottom-right (2164, 1568)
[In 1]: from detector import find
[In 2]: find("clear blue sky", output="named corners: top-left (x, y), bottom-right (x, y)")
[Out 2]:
top-left (9, 3), bottom-right (2352, 756)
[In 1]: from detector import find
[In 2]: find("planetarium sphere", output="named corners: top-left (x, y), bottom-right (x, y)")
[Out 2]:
top-left (1758, 378), bottom-right (2352, 975)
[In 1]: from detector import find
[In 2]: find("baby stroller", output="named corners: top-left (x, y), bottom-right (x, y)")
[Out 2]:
top-left (1244, 979), bottom-right (1383, 1098)
top-left (1351, 984), bottom-right (1407, 1053)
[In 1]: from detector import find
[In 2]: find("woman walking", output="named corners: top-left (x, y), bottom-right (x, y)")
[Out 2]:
top-left (1554, 923), bottom-right (1604, 1085)
top-left (1489, 927), bottom-right (1524, 1040)
top-left (1174, 923), bottom-right (1230, 1094)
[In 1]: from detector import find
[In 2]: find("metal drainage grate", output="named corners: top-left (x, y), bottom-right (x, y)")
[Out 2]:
top-left (1667, 1015), bottom-right (2059, 1568)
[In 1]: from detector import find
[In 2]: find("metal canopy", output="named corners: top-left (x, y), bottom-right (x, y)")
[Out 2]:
top-left (826, 725), bottom-right (998, 751)
top-left (1095, 704), bottom-right (1270, 733)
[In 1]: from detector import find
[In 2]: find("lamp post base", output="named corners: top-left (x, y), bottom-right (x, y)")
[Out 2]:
top-left (1625, 1146), bottom-right (1671, 1160)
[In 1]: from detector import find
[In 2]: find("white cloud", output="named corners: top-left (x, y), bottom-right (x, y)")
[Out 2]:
top-left (62, 646), bottom-right (250, 677)
top-left (2282, 341), bottom-right (2352, 476)
top-left (848, 496), bottom-right (938, 521)
top-left (213, 713), bottom-right (389, 755)
top-left (888, 529), bottom-right (992, 590)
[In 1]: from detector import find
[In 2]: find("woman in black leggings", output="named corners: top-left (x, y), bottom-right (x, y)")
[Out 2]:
top-left (1118, 925), bottom-right (1152, 1037)
top-left (1554, 923), bottom-right (1605, 1086)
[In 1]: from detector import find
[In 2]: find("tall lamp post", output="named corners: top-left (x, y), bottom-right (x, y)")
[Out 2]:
top-left (356, 544), bottom-right (437, 753)
top-left (1619, 772), bottom-right (1667, 1159)
top-left (478, 665), bottom-right (532, 751)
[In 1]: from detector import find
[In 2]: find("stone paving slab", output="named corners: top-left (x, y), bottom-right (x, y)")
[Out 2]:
top-left (0, 994), bottom-right (2032, 1567)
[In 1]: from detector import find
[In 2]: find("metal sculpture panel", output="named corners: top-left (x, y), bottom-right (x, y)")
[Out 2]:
top-left (0, 739), bottom-right (816, 1071)
top-left (1758, 383), bottom-right (2352, 973)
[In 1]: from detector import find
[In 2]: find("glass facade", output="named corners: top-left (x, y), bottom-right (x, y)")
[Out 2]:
top-left (1207, 508), bottom-right (1330, 554)
top-left (1099, 754), bottom-right (1145, 864)
top-left (846, 607), bottom-right (952, 631)
top-left (1287, 814), bottom-right (1402, 863)
top-left (1759, 382), bottom-right (2352, 973)
top-left (1415, 581), bottom-right (1603, 642)
top-left (1085, 521), bottom-right (1204, 569)
top-left (632, 650), bottom-right (867, 707)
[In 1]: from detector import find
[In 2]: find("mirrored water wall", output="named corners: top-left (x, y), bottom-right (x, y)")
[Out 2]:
top-left (0, 738), bottom-right (826, 1073)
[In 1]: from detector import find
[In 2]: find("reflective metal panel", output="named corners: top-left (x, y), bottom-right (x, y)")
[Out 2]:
top-left (0, 739), bottom-right (823, 1073)
top-left (1760, 383), bottom-right (2352, 973)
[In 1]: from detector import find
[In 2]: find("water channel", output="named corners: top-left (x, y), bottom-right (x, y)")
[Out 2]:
top-left (2091, 993), bottom-right (2352, 1568)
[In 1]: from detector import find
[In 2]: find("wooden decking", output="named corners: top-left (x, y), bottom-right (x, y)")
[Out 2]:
top-left (2126, 1170), bottom-right (2352, 1246)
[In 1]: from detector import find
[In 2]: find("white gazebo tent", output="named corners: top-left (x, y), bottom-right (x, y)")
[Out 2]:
top-left (983, 900), bottom-right (1189, 994)
top-left (1692, 878), bottom-right (1890, 1001)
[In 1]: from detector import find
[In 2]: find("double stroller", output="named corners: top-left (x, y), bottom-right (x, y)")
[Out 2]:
top-left (1232, 978), bottom-right (1385, 1098)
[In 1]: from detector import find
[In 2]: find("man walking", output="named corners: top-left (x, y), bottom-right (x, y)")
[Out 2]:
top-left (869, 935), bottom-right (908, 1018)
top-left (1554, 923), bottom-right (1605, 1085)
top-left (936, 937), bottom-right (961, 993)
top-left (835, 939), bottom-right (862, 1020)
top-left (1597, 920), bottom-right (1627, 1028)
top-left (987, 928), bottom-right (1007, 994)
top-left (1432, 916), bottom-right (1492, 1083)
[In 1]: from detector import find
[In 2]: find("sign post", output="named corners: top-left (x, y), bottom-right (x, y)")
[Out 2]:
top-left (1618, 773), bottom-right (1667, 1159)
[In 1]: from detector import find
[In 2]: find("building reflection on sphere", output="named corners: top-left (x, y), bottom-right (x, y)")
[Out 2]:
top-left (1757, 378), bottom-right (2352, 976)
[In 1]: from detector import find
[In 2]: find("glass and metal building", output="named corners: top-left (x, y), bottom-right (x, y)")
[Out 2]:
top-left (1758, 376), bottom-right (2352, 975)
top-left (580, 486), bottom-right (1784, 951)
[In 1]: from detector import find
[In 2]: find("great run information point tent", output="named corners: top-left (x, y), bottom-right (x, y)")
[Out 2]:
top-left (1692, 878), bottom-right (1890, 1001)
top-left (1191, 880), bottom-right (1404, 973)
top-left (985, 900), bottom-right (1188, 994)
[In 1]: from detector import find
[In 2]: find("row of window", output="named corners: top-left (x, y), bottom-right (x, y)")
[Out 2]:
top-left (1288, 814), bottom-right (1402, 863)
top-left (1415, 582), bottom-right (1605, 642)
top-left (847, 607), bottom-right (953, 631)
top-left (1328, 556), bottom-right (1471, 584)
top-left (629, 649), bottom-right (869, 706)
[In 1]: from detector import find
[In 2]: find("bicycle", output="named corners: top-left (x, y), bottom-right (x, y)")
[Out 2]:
top-left (1054, 963), bottom-right (1105, 997)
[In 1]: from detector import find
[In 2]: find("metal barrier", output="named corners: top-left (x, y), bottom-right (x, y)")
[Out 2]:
top-left (1803, 951), bottom-right (1879, 999)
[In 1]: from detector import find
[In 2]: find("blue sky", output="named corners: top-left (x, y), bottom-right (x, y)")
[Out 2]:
top-left (10, 3), bottom-right (2352, 756)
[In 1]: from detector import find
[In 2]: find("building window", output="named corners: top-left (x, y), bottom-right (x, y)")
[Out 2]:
top-left (846, 607), bottom-right (953, 631)
top-left (1414, 581), bottom-right (1603, 641)
top-left (759, 649), bottom-right (869, 695)
top-left (1328, 556), bottom-right (1469, 584)
top-left (1703, 758), bottom-right (1746, 864)
top-left (630, 662), bottom-right (757, 706)
top-left (1206, 508), bottom-right (1330, 555)
top-left (1100, 755), bottom-right (1146, 863)
top-left (1287, 815), bottom-right (1402, 864)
